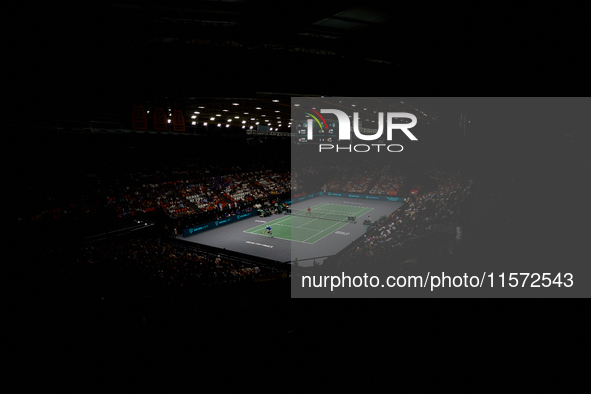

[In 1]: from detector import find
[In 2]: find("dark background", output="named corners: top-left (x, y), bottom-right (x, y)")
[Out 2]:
top-left (2, 1), bottom-right (589, 361)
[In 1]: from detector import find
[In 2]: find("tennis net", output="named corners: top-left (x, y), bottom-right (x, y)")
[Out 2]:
top-left (285, 208), bottom-right (355, 222)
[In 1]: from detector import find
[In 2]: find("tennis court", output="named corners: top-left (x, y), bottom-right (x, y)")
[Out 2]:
top-left (243, 203), bottom-right (373, 244)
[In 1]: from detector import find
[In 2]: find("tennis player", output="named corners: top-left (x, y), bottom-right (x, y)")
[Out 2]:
top-left (265, 225), bottom-right (273, 237)
top-left (306, 207), bottom-right (311, 216)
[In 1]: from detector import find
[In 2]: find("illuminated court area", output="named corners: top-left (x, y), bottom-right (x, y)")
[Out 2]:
top-left (184, 196), bottom-right (403, 264)
top-left (243, 203), bottom-right (373, 244)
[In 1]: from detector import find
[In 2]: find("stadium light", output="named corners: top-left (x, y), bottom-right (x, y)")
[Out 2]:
top-left (191, 115), bottom-right (196, 119)
top-left (203, 122), bottom-right (207, 126)
top-left (234, 116), bottom-right (239, 119)
top-left (168, 119), bottom-right (171, 123)
top-left (232, 103), bottom-right (239, 105)
top-left (242, 120), bottom-right (246, 124)
top-left (272, 99), bottom-right (279, 102)
top-left (191, 121), bottom-right (196, 125)
top-left (217, 124), bottom-right (221, 127)
top-left (210, 117), bottom-right (215, 121)
top-left (255, 107), bottom-right (261, 110)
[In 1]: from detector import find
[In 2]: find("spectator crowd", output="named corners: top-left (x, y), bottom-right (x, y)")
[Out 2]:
top-left (48, 239), bottom-right (282, 288)
top-left (333, 169), bottom-right (473, 263)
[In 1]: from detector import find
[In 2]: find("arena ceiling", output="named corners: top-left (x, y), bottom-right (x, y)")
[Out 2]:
top-left (15, 1), bottom-right (407, 90)
top-left (8, 1), bottom-right (439, 124)
top-left (129, 96), bottom-right (440, 134)
top-left (7, 1), bottom-right (569, 127)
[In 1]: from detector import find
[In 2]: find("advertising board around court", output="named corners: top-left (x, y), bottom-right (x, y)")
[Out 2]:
top-left (183, 193), bottom-right (403, 237)
top-left (183, 211), bottom-right (258, 237)
top-left (183, 198), bottom-right (293, 237)
top-left (291, 191), bottom-right (405, 204)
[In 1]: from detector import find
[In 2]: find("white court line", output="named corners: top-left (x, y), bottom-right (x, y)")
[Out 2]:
top-left (302, 206), bottom-right (375, 244)
top-left (242, 213), bottom-right (321, 244)
top-left (243, 207), bottom-right (328, 234)
top-left (298, 203), bottom-right (370, 219)
top-left (301, 206), bottom-right (371, 243)
top-left (251, 234), bottom-right (311, 244)
top-left (308, 208), bottom-right (366, 214)
top-left (302, 220), bottom-right (350, 243)
top-left (245, 230), bottom-right (315, 244)
top-left (298, 215), bottom-right (327, 227)
top-left (273, 223), bottom-right (322, 232)
top-left (294, 206), bottom-right (352, 224)
top-left (287, 202), bottom-right (335, 228)
top-left (351, 206), bottom-right (374, 217)
top-left (290, 207), bottom-right (347, 231)
top-left (242, 214), bottom-right (293, 233)
top-left (293, 204), bottom-right (374, 243)
top-left (242, 203), bottom-right (375, 244)
top-left (243, 205), bottom-right (330, 238)
top-left (305, 205), bottom-right (370, 223)
top-left (294, 209), bottom-right (354, 214)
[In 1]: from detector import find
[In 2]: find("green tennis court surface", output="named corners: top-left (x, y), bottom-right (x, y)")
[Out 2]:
top-left (243, 203), bottom-right (373, 244)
